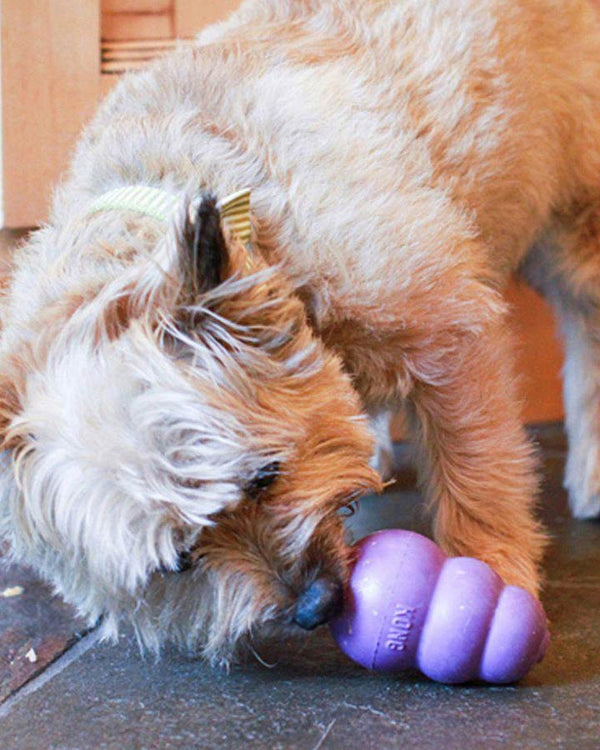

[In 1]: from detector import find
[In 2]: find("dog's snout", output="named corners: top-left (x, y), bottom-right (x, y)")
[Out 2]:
top-left (293, 576), bottom-right (344, 630)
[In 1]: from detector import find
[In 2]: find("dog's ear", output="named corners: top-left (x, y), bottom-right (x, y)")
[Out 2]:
top-left (183, 193), bottom-right (231, 295)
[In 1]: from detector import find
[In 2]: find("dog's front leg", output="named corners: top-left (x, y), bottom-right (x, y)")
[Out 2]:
top-left (404, 319), bottom-right (548, 597)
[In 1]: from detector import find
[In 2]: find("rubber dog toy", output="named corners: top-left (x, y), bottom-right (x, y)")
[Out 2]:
top-left (330, 529), bottom-right (549, 684)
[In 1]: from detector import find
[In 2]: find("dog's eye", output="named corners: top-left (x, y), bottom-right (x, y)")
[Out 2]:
top-left (246, 461), bottom-right (280, 499)
top-left (174, 549), bottom-right (194, 572)
top-left (158, 548), bottom-right (195, 575)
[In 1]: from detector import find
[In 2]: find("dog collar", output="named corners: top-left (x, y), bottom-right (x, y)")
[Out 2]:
top-left (85, 185), bottom-right (252, 245)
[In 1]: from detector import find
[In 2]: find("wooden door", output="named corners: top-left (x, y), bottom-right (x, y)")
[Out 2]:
top-left (1, 1), bottom-right (100, 228)
top-left (1, 0), bottom-right (240, 229)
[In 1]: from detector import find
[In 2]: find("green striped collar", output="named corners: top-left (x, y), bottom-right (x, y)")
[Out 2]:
top-left (85, 185), bottom-right (252, 244)
top-left (86, 185), bottom-right (180, 223)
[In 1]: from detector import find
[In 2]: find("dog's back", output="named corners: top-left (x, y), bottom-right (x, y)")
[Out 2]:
top-left (54, 0), bottom-right (600, 301)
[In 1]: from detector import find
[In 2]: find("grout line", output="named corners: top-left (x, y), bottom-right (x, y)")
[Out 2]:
top-left (0, 629), bottom-right (101, 719)
top-left (312, 718), bottom-right (336, 750)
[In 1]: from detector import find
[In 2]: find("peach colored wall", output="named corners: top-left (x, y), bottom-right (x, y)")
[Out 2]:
top-left (505, 280), bottom-right (563, 424)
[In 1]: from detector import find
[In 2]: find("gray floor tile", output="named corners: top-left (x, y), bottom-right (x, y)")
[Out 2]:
top-left (0, 425), bottom-right (598, 750)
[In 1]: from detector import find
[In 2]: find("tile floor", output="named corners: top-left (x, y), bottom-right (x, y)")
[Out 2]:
top-left (0, 229), bottom-right (598, 749)
top-left (0, 424), bottom-right (598, 749)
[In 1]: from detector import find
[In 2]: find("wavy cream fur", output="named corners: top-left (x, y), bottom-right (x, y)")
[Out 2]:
top-left (2, 0), bottom-right (600, 663)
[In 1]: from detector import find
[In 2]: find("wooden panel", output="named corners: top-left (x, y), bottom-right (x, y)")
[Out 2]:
top-left (174, 0), bottom-right (241, 37)
top-left (102, 11), bottom-right (173, 39)
top-left (101, 0), bottom-right (174, 39)
top-left (101, 39), bottom-right (186, 74)
top-left (1, 0), bottom-right (100, 228)
top-left (102, 1), bottom-right (172, 12)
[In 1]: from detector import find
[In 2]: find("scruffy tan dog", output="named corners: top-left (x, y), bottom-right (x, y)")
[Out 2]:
top-left (1, 0), bottom-right (600, 665)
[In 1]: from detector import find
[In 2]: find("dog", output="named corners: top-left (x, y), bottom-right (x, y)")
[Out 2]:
top-left (1, 0), bottom-right (599, 666)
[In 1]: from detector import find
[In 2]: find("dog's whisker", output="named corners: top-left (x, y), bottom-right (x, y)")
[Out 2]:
top-left (247, 643), bottom-right (278, 669)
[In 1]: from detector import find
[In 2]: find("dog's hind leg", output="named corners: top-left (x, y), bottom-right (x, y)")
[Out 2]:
top-left (522, 214), bottom-right (600, 520)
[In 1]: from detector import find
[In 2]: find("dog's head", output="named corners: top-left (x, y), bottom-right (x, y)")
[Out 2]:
top-left (0, 193), bottom-right (381, 665)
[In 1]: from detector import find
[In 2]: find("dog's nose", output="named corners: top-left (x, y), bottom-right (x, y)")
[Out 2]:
top-left (293, 576), bottom-right (344, 630)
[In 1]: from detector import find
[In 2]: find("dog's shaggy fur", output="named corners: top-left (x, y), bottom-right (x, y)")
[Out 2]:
top-left (1, 0), bottom-right (600, 664)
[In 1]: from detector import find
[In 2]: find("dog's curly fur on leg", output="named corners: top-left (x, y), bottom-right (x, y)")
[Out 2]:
top-left (1, 0), bottom-right (600, 665)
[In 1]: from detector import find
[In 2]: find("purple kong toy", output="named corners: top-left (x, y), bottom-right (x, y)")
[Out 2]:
top-left (330, 530), bottom-right (549, 684)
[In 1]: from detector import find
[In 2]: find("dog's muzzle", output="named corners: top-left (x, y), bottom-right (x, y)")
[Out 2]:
top-left (293, 576), bottom-right (344, 630)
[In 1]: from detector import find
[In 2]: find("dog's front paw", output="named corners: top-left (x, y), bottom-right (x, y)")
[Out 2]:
top-left (476, 546), bottom-right (546, 600)
top-left (437, 528), bottom-right (547, 600)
